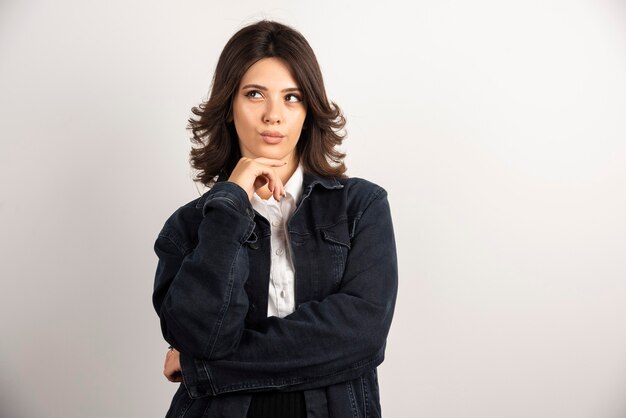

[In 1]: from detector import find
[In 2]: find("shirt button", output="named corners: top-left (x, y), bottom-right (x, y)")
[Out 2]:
top-left (272, 220), bottom-right (280, 227)
top-left (276, 248), bottom-right (284, 256)
top-left (280, 290), bottom-right (285, 298)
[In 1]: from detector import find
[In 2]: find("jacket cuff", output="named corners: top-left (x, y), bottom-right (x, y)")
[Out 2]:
top-left (180, 351), bottom-right (214, 398)
top-left (202, 181), bottom-right (254, 220)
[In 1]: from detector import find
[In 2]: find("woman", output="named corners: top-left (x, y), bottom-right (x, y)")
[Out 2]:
top-left (153, 20), bottom-right (398, 418)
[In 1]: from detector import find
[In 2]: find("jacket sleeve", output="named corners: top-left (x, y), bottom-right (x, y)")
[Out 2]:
top-left (178, 187), bottom-right (398, 398)
top-left (153, 181), bottom-right (256, 360)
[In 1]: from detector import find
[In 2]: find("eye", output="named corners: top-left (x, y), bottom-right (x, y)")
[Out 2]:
top-left (244, 90), bottom-right (263, 99)
top-left (285, 93), bottom-right (302, 103)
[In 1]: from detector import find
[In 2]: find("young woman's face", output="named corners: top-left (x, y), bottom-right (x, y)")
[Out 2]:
top-left (232, 57), bottom-right (306, 163)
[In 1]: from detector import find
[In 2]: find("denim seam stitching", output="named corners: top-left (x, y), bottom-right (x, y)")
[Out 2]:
top-left (158, 231), bottom-right (190, 255)
top-left (351, 187), bottom-right (386, 238)
top-left (177, 396), bottom-right (194, 418)
top-left (347, 380), bottom-right (359, 418)
top-left (311, 216), bottom-right (349, 230)
top-left (361, 375), bottom-right (369, 418)
top-left (205, 196), bottom-right (239, 215)
top-left (201, 361), bottom-right (217, 396)
top-left (321, 230), bottom-right (351, 248)
top-left (326, 242), bottom-right (346, 284)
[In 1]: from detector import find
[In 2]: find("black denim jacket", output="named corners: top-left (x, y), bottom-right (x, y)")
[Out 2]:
top-left (153, 172), bottom-right (398, 417)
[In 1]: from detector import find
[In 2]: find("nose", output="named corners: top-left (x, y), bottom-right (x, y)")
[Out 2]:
top-left (263, 98), bottom-right (282, 124)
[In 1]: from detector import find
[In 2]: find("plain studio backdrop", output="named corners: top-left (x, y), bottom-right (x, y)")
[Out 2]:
top-left (1, 0), bottom-right (625, 417)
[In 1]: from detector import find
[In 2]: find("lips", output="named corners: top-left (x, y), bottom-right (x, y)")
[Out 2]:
top-left (260, 131), bottom-right (284, 144)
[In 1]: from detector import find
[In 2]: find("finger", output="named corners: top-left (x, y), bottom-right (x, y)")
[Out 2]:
top-left (274, 182), bottom-right (283, 201)
top-left (274, 178), bottom-right (285, 202)
top-left (164, 351), bottom-right (177, 381)
top-left (164, 366), bottom-right (178, 382)
top-left (273, 177), bottom-right (285, 201)
top-left (267, 175), bottom-right (275, 194)
top-left (166, 373), bottom-right (181, 383)
top-left (254, 167), bottom-right (283, 196)
top-left (164, 350), bottom-right (171, 369)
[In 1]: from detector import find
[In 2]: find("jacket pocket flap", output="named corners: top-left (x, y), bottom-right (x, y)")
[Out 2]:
top-left (320, 222), bottom-right (351, 249)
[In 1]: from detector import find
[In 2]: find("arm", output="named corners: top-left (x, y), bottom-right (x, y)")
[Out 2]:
top-left (179, 188), bottom-right (398, 398)
top-left (153, 181), bottom-right (256, 360)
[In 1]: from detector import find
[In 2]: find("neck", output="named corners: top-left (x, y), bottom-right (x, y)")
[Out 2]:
top-left (277, 157), bottom-right (299, 186)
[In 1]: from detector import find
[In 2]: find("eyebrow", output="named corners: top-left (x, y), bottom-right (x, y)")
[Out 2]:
top-left (240, 84), bottom-right (302, 93)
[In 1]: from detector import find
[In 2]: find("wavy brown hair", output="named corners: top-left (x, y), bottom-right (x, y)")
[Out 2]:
top-left (188, 20), bottom-right (347, 187)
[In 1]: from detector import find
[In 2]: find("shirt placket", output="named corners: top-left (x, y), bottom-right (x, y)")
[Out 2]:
top-left (268, 201), bottom-right (285, 317)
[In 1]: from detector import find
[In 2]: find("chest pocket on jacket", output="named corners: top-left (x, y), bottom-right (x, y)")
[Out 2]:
top-left (320, 221), bottom-right (351, 286)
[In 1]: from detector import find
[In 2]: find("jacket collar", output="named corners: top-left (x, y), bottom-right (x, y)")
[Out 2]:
top-left (302, 171), bottom-right (343, 191)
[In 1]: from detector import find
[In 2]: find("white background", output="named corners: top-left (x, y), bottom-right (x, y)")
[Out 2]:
top-left (1, 1), bottom-right (626, 417)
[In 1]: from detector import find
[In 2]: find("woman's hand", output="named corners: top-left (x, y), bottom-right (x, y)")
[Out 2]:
top-left (228, 157), bottom-right (287, 202)
top-left (164, 348), bottom-right (182, 382)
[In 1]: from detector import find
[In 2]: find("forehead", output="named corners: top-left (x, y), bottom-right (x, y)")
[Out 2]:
top-left (239, 57), bottom-right (299, 87)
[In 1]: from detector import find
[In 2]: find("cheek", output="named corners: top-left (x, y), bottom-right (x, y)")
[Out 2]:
top-left (233, 109), bottom-right (255, 133)
top-left (292, 111), bottom-right (306, 131)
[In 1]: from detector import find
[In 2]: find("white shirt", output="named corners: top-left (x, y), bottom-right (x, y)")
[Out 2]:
top-left (250, 165), bottom-right (303, 318)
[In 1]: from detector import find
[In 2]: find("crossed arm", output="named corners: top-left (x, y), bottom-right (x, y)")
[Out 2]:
top-left (153, 182), bottom-right (398, 398)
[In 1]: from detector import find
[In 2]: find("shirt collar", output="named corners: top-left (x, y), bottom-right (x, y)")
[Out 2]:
top-left (284, 163), bottom-right (304, 203)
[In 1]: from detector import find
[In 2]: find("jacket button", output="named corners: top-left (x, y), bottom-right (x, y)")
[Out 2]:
top-left (249, 303), bottom-right (256, 312)
top-left (248, 241), bottom-right (259, 250)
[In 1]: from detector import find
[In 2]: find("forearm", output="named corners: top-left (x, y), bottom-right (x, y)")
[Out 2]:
top-left (182, 295), bottom-right (393, 396)
top-left (179, 190), bottom-right (398, 397)
top-left (153, 181), bottom-right (256, 359)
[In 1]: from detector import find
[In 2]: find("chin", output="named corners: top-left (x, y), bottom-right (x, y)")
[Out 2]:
top-left (257, 148), bottom-right (292, 160)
